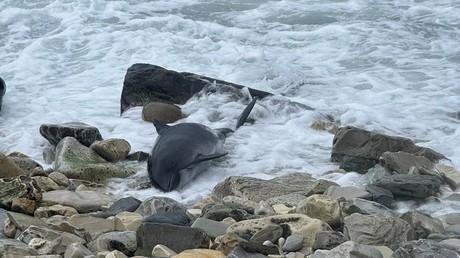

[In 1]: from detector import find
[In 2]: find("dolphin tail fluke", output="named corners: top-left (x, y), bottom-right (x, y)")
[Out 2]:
top-left (236, 97), bottom-right (257, 129)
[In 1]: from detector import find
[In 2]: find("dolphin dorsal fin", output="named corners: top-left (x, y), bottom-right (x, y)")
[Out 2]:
top-left (236, 97), bottom-right (257, 129)
top-left (153, 119), bottom-right (170, 135)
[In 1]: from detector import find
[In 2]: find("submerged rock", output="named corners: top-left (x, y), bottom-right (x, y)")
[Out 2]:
top-left (40, 122), bottom-right (103, 147)
top-left (331, 126), bottom-right (446, 173)
top-left (120, 63), bottom-right (272, 114)
top-left (372, 174), bottom-right (441, 198)
top-left (142, 102), bottom-right (184, 123)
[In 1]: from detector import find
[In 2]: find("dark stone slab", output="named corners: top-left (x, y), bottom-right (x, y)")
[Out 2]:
top-left (143, 211), bottom-right (191, 226)
top-left (227, 246), bottom-right (269, 258)
top-left (135, 222), bottom-right (210, 256)
top-left (240, 240), bottom-right (280, 256)
top-left (365, 185), bottom-right (394, 208)
top-left (120, 63), bottom-right (272, 114)
top-left (39, 122), bottom-right (103, 147)
top-left (331, 126), bottom-right (446, 173)
top-left (91, 197), bottom-right (142, 218)
top-left (126, 151), bottom-right (149, 162)
top-left (372, 174), bottom-right (442, 198)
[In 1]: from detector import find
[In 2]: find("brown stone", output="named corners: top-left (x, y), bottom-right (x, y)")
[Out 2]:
top-left (142, 102), bottom-right (184, 123)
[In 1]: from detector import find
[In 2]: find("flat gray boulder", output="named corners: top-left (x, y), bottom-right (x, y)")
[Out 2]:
top-left (41, 190), bottom-right (117, 213)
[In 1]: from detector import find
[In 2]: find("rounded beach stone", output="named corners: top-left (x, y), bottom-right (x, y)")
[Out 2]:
top-left (90, 138), bottom-right (131, 162)
top-left (142, 102), bottom-right (184, 123)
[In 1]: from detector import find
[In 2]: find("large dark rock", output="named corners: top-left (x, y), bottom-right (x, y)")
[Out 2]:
top-left (143, 211), bottom-right (191, 226)
top-left (0, 77), bottom-right (5, 111)
top-left (39, 122), bottom-right (103, 147)
top-left (135, 222), bottom-right (210, 256)
top-left (372, 174), bottom-right (442, 199)
top-left (393, 239), bottom-right (460, 258)
top-left (120, 63), bottom-right (272, 114)
top-left (331, 126), bottom-right (446, 173)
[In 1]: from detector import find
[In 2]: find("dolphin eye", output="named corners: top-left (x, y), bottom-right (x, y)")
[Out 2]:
top-left (167, 160), bottom-right (175, 169)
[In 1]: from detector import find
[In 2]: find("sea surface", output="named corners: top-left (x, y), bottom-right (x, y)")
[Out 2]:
top-left (0, 0), bottom-right (459, 214)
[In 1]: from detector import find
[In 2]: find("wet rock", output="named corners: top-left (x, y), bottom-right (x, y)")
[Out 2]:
top-left (135, 222), bottom-right (210, 256)
top-left (54, 137), bottom-right (135, 182)
top-left (372, 174), bottom-right (441, 198)
top-left (144, 211), bottom-right (191, 226)
top-left (440, 212), bottom-right (460, 226)
top-left (0, 176), bottom-right (42, 210)
top-left (120, 63), bottom-right (271, 114)
top-left (282, 234), bottom-right (304, 252)
top-left (173, 249), bottom-right (226, 258)
top-left (135, 196), bottom-right (187, 217)
top-left (0, 238), bottom-right (38, 257)
top-left (343, 213), bottom-right (416, 250)
top-left (90, 138), bottom-right (131, 162)
top-left (436, 164), bottom-right (460, 190)
top-left (43, 147), bottom-right (56, 164)
top-left (213, 173), bottom-right (338, 203)
top-left (64, 242), bottom-right (93, 257)
top-left (327, 241), bottom-right (383, 258)
top-left (392, 239), bottom-right (460, 258)
top-left (296, 194), bottom-right (342, 227)
top-left (324, 185), bottom-right (372, 200)
top-left (91, 196), bottom-right (142, 218)
top-left (379, 151), bottom-right (433, 174)
top-left (400, 210), bottom-right (445, 239)
top-left (88, 231), bottom-right (137, 256)
top-left (41, 190), bottom-right (116, 213)
top-left (191, 218), bottom-right (229, 239)
top-left (342, 198), bottom-right (397, 217)
top-left (266, 193), bottom-right (312, 207)
top-left (313, 230), bottom-right (348, 251)
top-left (142, 102), bottom-right (184, 123)
top-left (0, 152), bottom-right (22, 178)
top-left (249, 224), bottom-right (283, 243)
top-left (224, 214), bottom-right (332, 249)
top-left (39, 122), bottom-right (103, 147)
top-left (331, 126), bottom-right (446, 173)
top-left (365, 185), bottom-right (394, 208)
top-left (114, 211), bottom-right (143, 231)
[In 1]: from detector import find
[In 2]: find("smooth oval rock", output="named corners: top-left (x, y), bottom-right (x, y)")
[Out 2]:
top-left (142, 102), bottom-right (184, 123)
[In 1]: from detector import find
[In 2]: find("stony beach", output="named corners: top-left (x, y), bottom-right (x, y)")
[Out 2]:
top-left (1, 64), bottom-right (460, 258)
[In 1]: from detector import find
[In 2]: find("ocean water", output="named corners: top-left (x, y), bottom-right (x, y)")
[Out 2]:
top-left (0, 0), bottom-right (459, 211)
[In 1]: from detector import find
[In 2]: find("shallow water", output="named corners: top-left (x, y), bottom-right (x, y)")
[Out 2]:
top-left (0, 0), bottom-right (459, 207)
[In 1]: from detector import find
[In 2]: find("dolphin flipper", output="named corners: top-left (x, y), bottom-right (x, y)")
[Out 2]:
top-left (236, 97), bottom-right (257, 129)
top-left (153, 119), bottom-right (171, 135)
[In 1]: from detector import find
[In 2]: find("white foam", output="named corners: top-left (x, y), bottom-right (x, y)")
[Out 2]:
top-left (0, 0), bottom-right (459, 209)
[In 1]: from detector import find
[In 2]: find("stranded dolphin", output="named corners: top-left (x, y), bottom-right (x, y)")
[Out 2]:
top-left (148, 97), bottom-right (257, 192)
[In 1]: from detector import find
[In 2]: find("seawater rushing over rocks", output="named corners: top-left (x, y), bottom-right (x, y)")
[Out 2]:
top-left (1, 65), bottom-right (460, 257)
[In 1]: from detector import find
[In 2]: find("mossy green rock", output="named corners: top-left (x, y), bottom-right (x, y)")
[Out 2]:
top-left (54, 137), bottom-right (135, 182)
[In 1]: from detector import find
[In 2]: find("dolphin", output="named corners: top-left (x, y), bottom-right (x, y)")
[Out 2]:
top-left (148, 97), bottom-right (257, 192)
